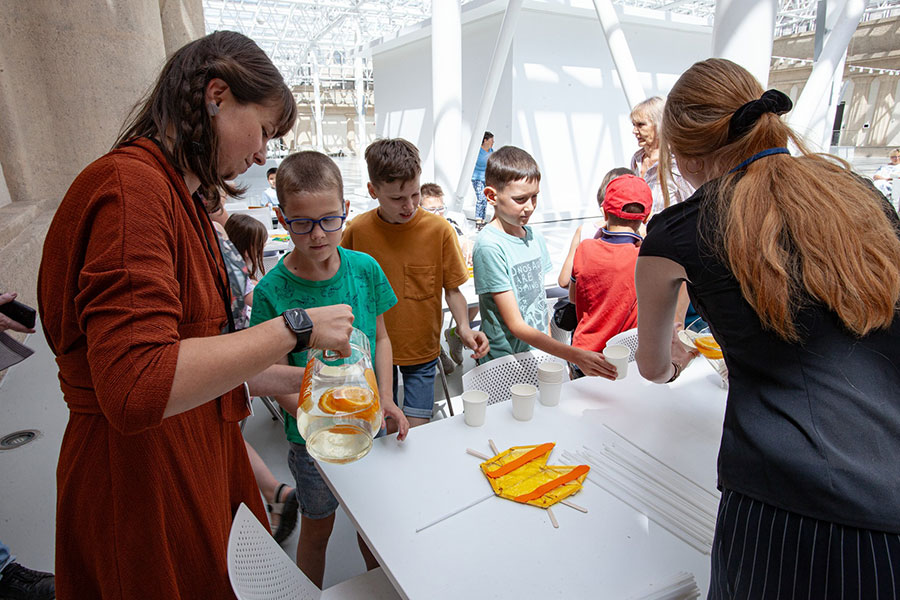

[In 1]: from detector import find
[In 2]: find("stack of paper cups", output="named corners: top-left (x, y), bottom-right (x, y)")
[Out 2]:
top-left (509, 384), bottom-right (537, 421)
top-left (537, 362), bottom-right (565, 406)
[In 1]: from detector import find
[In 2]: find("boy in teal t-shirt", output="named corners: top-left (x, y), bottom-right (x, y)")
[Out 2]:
top-left (249, 151), bottom-right (408, 587)
top-left (472, 146), bottom-right (617, 379)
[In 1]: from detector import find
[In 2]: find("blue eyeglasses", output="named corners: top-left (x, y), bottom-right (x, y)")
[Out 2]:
top-left (282, 213), bottom-right (346, 235)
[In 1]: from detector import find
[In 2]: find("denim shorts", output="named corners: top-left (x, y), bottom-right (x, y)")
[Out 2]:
top-left (287, 442), bottom-right (338, 520)
top-left (392, 358), bottom-right (438, 420)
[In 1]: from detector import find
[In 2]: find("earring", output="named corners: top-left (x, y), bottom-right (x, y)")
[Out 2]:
top-left (686, 159), bottom-right (704, 175)
top-left (206, 101), bottom-right (219, 117)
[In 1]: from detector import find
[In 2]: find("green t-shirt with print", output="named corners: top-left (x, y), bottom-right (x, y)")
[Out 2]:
top-left (249, 247), bottom-right (397, 443)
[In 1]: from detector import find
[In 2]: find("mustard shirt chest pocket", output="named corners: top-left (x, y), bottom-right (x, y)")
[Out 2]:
top-left (403, 265), bottom-right (436, 300)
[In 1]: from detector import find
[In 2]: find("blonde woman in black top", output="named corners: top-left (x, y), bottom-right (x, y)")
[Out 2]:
top-left (637, 58), bottom-right (900, 597)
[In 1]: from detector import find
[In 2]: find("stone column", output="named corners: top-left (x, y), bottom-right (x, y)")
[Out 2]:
top-left (0, 0), bottom-right (168, 306)
top-left (159, 0), bottom-right (206, 57)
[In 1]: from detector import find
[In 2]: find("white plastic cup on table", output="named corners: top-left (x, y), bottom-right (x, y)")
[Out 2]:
top-left (537, 362), bottom-right (565, 406)
top-left (510, 383), bottom-right (537, 421)
top-left (603, 344), bottom-right (630, 380)
top-left (462, 390), bottom-right (489, 427)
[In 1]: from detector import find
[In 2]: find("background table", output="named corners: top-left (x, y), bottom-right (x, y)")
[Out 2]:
top-left (318, 359), bottom-right (727, 599)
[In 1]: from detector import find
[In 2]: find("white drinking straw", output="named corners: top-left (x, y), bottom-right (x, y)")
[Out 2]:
top-left (623, 571), bottom-right (700, 600)
top-left (578, 452), bottom-right (713, 549)
top-left (603, 425), bottom-right (716, 499)
top-left (415, 492), bottom-right (495, 533)
top-left (561, 450), bottom-right (714, 553)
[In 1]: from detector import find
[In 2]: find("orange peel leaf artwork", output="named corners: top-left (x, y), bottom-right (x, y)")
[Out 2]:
top-left (480, 443), bottom-right (589, 508)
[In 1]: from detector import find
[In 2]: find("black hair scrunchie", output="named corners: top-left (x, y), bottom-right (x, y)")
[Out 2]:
top-left (727, 89), bottom-right (792, 142)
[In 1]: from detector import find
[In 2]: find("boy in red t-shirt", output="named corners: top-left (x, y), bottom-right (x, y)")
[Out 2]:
top-left (570, 174), bottom-right (652, 356)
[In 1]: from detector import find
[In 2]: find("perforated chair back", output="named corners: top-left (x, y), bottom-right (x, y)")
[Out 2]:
top-left (462, 350), bottom-right (569, 405)
top-left (606, 327), bottom-right (639, 362)
top-left (230, 206), bottom-right (275, 231)
top-left (228, 503), bottom-right (321, 600)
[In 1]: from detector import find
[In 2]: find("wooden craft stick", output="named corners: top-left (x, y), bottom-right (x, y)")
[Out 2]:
top-left (561, 499), bottom-right (588, 513)
top-left (547, 506), bottom-right (559, 529)
top-left (489, 439), bottom-right (499, 455)
top-left (466, 448), bottom-right (491, 460)
top-left (416, 493), bottom-right (495, 533)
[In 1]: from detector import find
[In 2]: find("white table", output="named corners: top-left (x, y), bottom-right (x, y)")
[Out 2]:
top-left (317, 360), bottom-right (727, 599)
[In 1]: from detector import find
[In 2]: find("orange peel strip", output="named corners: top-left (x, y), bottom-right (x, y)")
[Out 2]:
top-left (484, 443), bottom-right (555, 479)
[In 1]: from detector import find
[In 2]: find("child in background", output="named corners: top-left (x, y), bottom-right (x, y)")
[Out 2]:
top-left (557, 167), bottom-right (634, 289)
top-left (225, 213), bottom-right (268, 323)
top-left (250, 151), bottom-right (408, 587)
top-left (343, 139), bottom-right (489, 428)
top-left (419, 183), bottom-right (481, 367)
top-left (205, 194), bottom-right (299, 544)
top-left (873, 147), bottom-right (900, 202)
top-left (262, 166), bottom-right (278, 207)
top-left (225, 213), bottom-right (268, 280)
top-left (419, 183), bottom-right (467, 374)
top-left (472, 146), bottom-right (616, 379)
top-left (569, 174), bottom-right (651, 363)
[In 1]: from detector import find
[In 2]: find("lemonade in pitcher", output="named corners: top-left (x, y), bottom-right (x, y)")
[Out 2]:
top-left (297, 328), bottom-right (382, 464)
top-left (693, 327), bottom-right (728, 388)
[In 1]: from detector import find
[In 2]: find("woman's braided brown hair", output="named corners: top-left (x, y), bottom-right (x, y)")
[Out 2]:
top-left (115, 31), bottom-right (297, 206)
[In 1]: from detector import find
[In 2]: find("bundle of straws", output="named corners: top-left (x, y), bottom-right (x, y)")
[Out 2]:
top-left (624, 571), bottom-right (701, 600)
top-left (561, 426), bottom-right (719, 554)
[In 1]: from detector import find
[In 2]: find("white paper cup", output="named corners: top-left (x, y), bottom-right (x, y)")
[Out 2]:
top-left (510, 383), bottom-right (537, 421)
top-left (461, 390), bottom-right (489, 427)
top-left (537, 362), bottom-right (565, 383)
top-left (538, 379), bottom-right (562, 406)
top-left (603, 344), bottom-right (630, 380)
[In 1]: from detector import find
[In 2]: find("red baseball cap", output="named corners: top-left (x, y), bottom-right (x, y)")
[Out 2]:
top-left (602, 174), bottom-right (652, 220)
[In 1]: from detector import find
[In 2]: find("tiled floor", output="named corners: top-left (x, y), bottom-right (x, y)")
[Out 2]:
top-left (0, 151), bottom-right (891, 589)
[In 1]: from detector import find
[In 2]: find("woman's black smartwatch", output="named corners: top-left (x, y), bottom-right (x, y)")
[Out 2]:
top-left (282, 308), bottom-right (314, 354)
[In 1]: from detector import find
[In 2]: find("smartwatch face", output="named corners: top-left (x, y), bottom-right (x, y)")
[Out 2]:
top-left (286, 308), bottom-right (313, 333)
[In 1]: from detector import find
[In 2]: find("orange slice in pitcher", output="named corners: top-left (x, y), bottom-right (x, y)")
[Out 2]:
top-left (364, 368), bottom-right (380, 403)
top-left (318, 386), bottom-right (376, 419)
top-left (694, 335), bottom-right (724, 360)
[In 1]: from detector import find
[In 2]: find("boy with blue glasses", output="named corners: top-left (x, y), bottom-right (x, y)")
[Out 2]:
top-left (249, 151), bottom-right (409, 587)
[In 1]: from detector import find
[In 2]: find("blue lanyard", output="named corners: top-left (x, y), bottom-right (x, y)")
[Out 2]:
top-left (728, 147), bottom-right (790, 173)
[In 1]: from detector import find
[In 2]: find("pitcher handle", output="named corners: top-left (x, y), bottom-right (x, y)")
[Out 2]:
top-left (323, 349), bottom-right (341, 360)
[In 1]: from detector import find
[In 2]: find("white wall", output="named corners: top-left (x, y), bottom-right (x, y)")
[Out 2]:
top-left (512, 10), bottom-right (711, 220)
top-left (372, 38), bottom-right (432, 173)
top-left (373, 12), bottom-right (512, 191)
top-left (371, 1), bottom-right (711, 218)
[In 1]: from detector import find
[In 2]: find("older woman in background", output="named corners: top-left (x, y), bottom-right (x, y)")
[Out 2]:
top-left (629, 96), bottom-right (693, 213)
top-left (636, 58), bottom-right (900, 597)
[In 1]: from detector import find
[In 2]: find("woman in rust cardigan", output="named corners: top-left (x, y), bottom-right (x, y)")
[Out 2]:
top-left (38, 32), bottom-right (354, 598)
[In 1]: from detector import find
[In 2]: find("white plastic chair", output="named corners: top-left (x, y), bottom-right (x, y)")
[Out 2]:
top-left (461, 350), bottom-right (568, 405)
top-left (227, 503), bottom-right (400, 600)
top-left (606, 327), bottom-right (639, 362)
top-left (230, 206), bottom-right (275, 231)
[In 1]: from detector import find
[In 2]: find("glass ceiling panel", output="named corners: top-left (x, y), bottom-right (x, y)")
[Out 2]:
top-left (202, 0), bottom-right (900, 86)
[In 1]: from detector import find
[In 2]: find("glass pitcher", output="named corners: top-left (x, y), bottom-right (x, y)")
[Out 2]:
top-left (297, 328), bottom-right (382, 464)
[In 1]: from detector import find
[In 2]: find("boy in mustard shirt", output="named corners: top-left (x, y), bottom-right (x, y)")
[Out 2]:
top-left (342, 138), bottom-right (489, 427)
